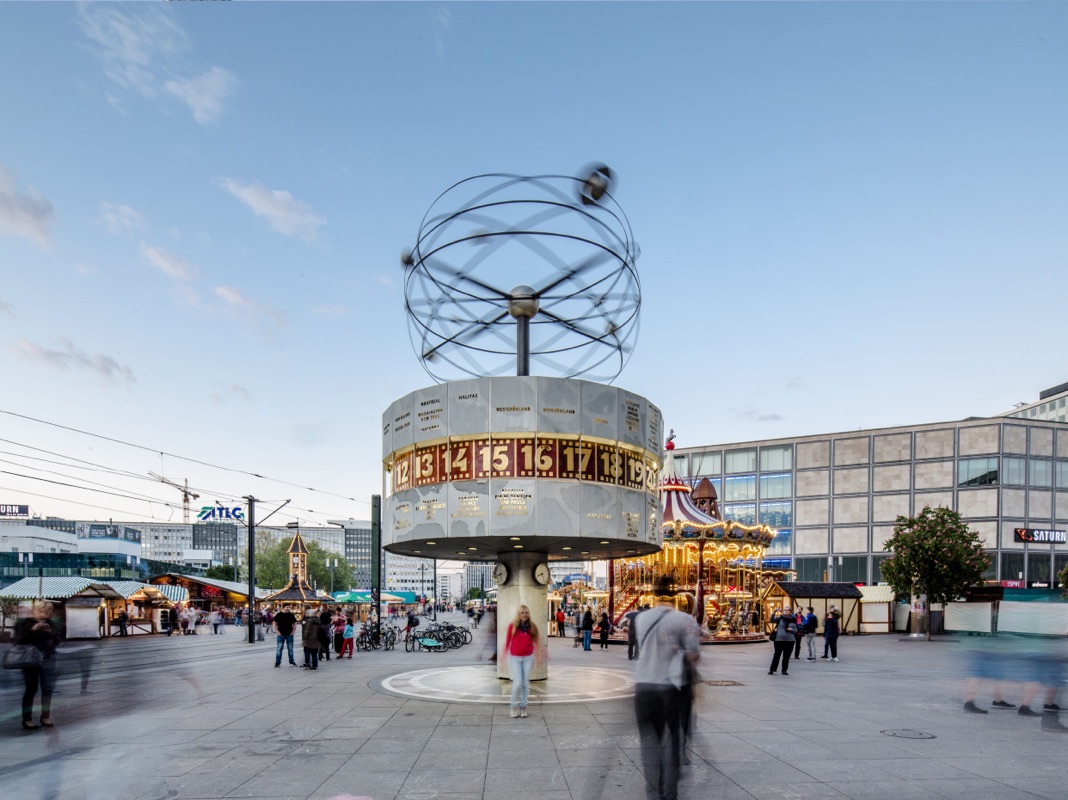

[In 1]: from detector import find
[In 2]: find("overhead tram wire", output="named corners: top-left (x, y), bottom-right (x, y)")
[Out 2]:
top-left (0, 483), bottom-right (186, 521)
top-left (0, 408), bottom-right (368, 506)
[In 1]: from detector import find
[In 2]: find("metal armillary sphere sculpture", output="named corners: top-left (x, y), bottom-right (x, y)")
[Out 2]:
top-left (402, 164), bottom-right (641, 382)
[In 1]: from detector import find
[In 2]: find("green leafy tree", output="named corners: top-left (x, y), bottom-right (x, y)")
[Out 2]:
top-left (243, 532), bottom-right (353, 594)
top-left (1058, 562), bottom-right (1068, 599)
top-left (204, 564), bottom-right (238, 582)
top-left (881, 506), bottom-right (990, 640)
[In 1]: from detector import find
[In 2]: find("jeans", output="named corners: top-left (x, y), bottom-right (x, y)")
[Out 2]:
top-left (304, 647), bottom-right (319, 669)
top-left (510, 654), bottom-right (533, 708)
top-left (805, 632), bottom-right (816, 659)
top-left (825, 636), bottom-right (838, 658)
top-left (635, 684), bottom-right (683, 800)
top-left (275, 634), bottom-right (295, 665)
top-left (582, 630), bottom-right (592, 650)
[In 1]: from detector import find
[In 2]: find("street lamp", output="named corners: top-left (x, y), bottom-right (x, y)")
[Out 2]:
top-left (229, 555), bottom-right (240, 582)
top-left (419, 561), bottom-right (426, 611)
top-left (329, 558), bottom-right (338, 595)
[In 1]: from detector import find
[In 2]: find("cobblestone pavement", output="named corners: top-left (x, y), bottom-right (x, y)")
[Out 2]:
top-left (2, 616), bottom-right (1066, 800)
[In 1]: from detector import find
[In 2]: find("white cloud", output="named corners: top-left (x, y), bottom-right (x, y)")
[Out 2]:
top-left (430, 5), bottom-right (452, 56)
top-left (210, 384), bottom-right (253, 405)
top-left (78, 6), bottom-right (238, 126)
top-left (98, 202), bottom-right (145, 236)
top-left (312, 304), bottom-right (347, 316)
top-left (165, 66), bottom-right (239, 125)
top-left (141, 243), bottom-right (200, 281)
top-left (14, 338), bottom-right (135, 385)
top-left (216, 178), bottom-right (325, 241)
top-left (0, 166), bottom-right (55, 249)
top-left (78, 5), bottom-right (188, 98)
top-left (74, 264), bottom-right (99, 277)
top-left (214, 285), bottom-right (287, 330)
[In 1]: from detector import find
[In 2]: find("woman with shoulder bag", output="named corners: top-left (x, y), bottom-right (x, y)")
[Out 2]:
top-left (768, 606), bottom-right (797, 676)
top-left (14, 600), bottom-right (61, 729)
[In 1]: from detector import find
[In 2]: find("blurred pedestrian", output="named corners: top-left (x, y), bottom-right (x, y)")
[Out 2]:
top-left (302, 611), bottom-right (322, 670)
top-left (167, 605), bottom-right (178, 637)
top-left (598, 611), bottom-right (612, 649)
top-left (821, 609), bottom-right (840, 662)
top-left (273, 604), bottom-right (298, 667)
top-left (581, 607), bottom-right (594, 651)
top-left (803, 607), bottom-right (818, 661)
top-left (15, 600), bottom-right (61, 730)
top-left (633, 578), bottom-right (700, 800)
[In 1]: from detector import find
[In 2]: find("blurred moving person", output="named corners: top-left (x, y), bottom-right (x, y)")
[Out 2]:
top-left (15, 600), bottom-right (61, 730)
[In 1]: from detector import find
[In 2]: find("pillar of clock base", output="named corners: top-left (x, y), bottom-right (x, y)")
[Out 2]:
top-left (495, 551), bottom-right (549, 681)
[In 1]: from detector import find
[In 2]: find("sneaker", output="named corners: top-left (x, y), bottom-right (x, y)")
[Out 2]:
top-left (819, 655), bottom-right (828, 659)
top-left (992, 700), bottom-right (1016, 709)
top-left (274, 663), bottom-right (280, 668)
top-left (510, 707), bottom-right (519, 718)
top-left (963, 701), bottom-right (988, 714)
top-left (806, 658), bottom-right (816, 662)
top-left (289, 662), bottom-right (298, 667)
top-left (832, 657), bottom-right (839, 662)
top-left (1019, 706), bottom-right (1041, 717)
top-left (520, 708), bottom-right (528, 718)
top-left (1044, 703), bottom-right (1063, 711)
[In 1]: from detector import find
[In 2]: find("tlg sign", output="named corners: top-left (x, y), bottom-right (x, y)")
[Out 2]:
top-left (198, 505), bottom-right (245, 521)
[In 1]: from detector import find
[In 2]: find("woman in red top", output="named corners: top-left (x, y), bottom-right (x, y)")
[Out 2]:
top-left (504, 604), bottom-right (539, 718)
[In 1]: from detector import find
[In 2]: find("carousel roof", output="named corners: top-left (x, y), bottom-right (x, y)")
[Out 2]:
top-left (659, 442), bottom-right (719, 531)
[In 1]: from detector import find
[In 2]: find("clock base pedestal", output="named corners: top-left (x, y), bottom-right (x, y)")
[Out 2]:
top-left (495, 551), bottom-right (549, 681)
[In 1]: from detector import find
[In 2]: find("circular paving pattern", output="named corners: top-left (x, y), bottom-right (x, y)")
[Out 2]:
top-left (374, 664), bottom-right (636, 705)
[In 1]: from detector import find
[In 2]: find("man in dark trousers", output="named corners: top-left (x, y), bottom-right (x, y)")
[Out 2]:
top-left (272, 605), bottom-right (298, 667)
top-left (633, 579), bottom-right (700, 800)
top-left (624, 606), bottom-right (644, 660)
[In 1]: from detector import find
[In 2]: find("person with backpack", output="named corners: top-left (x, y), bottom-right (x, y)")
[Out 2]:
top-left (803, 607), bottom-right (819, 661)
top-left (768, 606), bottom-right (798, 675)
top-left (406, 610), bottom-right (420, 642)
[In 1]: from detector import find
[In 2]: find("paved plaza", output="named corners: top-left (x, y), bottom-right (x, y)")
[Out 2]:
top-left (2, 616), bottom-right (1067, 800)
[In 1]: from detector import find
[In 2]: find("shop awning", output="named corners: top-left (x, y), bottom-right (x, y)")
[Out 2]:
top-left (0, 577), bottom-right (125, 600)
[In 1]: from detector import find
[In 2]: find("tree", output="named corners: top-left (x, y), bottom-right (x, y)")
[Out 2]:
top-left (881, 506), bottom-right (990, 640)
top-left (204, 564), bottom-right (238, 582)
top-left (1059, 562), bottom-right (1068, 599)
top-left (242, 534), bottom-right (353, 594)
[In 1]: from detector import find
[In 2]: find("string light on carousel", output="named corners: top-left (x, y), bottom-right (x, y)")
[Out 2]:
top-left (610, 431), bottom-right (795, 642)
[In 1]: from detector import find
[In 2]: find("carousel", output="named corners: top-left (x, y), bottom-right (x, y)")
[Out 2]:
top-left (609, 434), bottom-right (794, 642)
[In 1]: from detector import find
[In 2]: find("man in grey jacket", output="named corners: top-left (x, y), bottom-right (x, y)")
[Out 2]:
top-left (633, 580), bottom-right (701, 800)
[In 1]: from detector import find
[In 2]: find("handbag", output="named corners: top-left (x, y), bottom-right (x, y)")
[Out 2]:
top-left (3, 644), bottom-right (43, 669)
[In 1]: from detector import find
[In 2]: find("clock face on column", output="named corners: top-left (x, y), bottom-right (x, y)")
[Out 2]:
top-left (534, 562), bottom-right (551, 585)
top-left (493, 563), bottom-right (509, 585)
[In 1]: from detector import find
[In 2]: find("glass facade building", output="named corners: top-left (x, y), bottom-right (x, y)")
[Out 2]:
top-left (676, 412), bottom-right (1068, 589)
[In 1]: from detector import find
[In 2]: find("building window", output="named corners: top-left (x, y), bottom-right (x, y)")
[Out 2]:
top-left (1000, 552), bottom-right (1024, 583)
top-left (838, 556), bottom-right (868, 585)
top-left (1002, 457), bottom-right (1027, 486)
top-left (759, 472), bottom-right (792, 499)
top-left (760, 445), bottom-right (793, 472)
top-left (723, 503), bottom-right (756, 524)
top-left (793, 557), bottom-right (825, 582)
top-left (1057, 461), bottom-right (1068, 489)
top-left (957, 458), bottom-right (998, 487)
top-left (1055, 554), bottom-right (1068, 588)
top-left (725, 449), bottom-right (756, 474)
top-left (690, 451), bottom-right (721, 477)
top-left (767, 528), bottom-right (791, 556)
top-left (1027, 553), bottom-right (1051, 587)
top-left (872, 554), bottom-right (891, 584)
top-left (759, 501), bottom-right (792, 528)
top-left (1030, 459), bottom-right (1053, 488)
top-left (723, 475), bottom-right (756, 501)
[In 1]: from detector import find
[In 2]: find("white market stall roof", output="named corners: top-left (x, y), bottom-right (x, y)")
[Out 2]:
top-left (860, 585), bottom-right (897, 603)
top-left (100, 580), bottom-right (188, 604)
top-left (150, 574), bottom-right (270, 600)
top-left (0, 577), bottom-right (125, 600)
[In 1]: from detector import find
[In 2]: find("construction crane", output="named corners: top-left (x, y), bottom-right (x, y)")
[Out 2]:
top-left (149, 472), bottom-right (200, 524)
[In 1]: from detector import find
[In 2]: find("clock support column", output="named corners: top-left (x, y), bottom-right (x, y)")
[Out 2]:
top-left (495, 551), bottom-right (549, 681)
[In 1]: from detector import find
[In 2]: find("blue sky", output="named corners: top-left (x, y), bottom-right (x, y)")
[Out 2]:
top-left (1, 2), bottom-right (1066, 530)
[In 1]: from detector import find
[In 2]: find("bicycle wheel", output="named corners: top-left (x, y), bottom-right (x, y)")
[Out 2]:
top-left (447, 631), bottom-right (464, 649)
top-left (405, 633), bottom-right (416, 652)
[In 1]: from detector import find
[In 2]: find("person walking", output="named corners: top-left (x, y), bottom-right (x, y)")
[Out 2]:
top-left (116, 607), bottom-right (129, 637)
top-left (598, 611), bottom-right (612, 649)
top-left (166, 605), bottom-right (179, 637)
top-left (504, 604), bottom-right (539, 718)
top-left (791, 608), bottom-right (803, 661)
top-left (15, 600), bottom-right (61, 730)
top-left (209, 607), bottom-right (222, 635)
top-left (581, 607), bottom-right (594, 651)
top-left (302, 611), bottom-right (322, 670)
top-left (555, 608), bottom-right (566, 637)
top-left (821, 609), bottom-right (840, 661)
top-left (768, 606), bottom-right (797, 676)
top-left (273, 604), bottom-right (298, 667)
top-left (625, 607), bottom-right (642, 660)
top-left (803, 607), bottom-right (819, 661)
top-left (332, 611), bottom-right (346, 658)
top-left (633, 578), bottom-right (701, 800)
